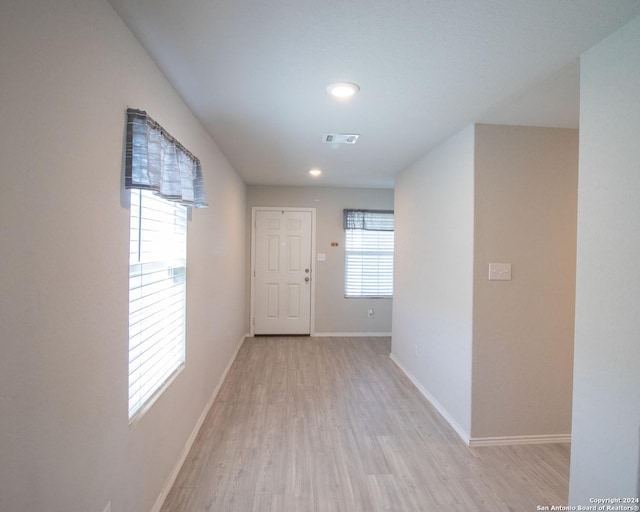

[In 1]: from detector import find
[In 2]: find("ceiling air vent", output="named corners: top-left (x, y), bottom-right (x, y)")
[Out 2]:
top-left (324, 133), bottom-right (360, 144)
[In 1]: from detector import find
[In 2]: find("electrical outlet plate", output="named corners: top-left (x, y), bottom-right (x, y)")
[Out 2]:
top-left (488, 263), bottom-right (512, 281)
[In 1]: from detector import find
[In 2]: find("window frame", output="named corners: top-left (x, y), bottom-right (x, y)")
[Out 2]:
top-left (128, 188), bottom-right (187, 423)
top-left (343, 209), bottom-right (394, 299)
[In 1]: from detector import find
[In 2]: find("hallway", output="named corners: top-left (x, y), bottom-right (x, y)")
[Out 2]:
top-left (161, 337), bottom-right (569, 511)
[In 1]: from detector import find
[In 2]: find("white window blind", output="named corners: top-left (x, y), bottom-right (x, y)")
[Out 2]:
top-left (128, 189), bottom-right (187, 420)
top-left (344, 210), bottom-right (394, 298)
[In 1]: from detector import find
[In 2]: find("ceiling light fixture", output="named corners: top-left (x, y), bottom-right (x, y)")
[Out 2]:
top-left (309, 169), bottom-right (322, 177)
top-left (327, 82), bottom-right (360, 98)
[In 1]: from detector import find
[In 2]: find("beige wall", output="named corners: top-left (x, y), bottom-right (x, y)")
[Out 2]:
top-left (472, 124), bottom-right (578, 440)
top-left (570, 15), bottom-right (640, 504)
top-left (247, 186), bottom-right (394, 335)
top-left (392, 123), bottom-right (578, 443)
top-left (0, 1), bottom-right (246, 511)
top-left (392, 126), bottom-right (475, 438)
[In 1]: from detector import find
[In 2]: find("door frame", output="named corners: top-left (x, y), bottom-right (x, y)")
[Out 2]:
top-left (250, 207), bottom-right (316, 336)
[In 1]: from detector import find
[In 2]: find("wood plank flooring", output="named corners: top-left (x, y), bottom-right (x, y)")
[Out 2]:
top-left (161, 337), bottom-right (570, 512)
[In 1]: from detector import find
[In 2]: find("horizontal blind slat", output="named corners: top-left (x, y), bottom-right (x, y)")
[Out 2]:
top-left (129, 338), bottom-right (184, 391)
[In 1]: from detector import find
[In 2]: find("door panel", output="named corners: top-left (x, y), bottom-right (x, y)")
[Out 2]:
top-left (266, 284), bottom-right (279, 318)
top-left (287, 284), bottom-right (300, 318)
top-left (267, 236), bottom-right (279, 271)
top-left (288, 236), bottom-right (301, 271)
top-left (254, 210), bottom-right (312, 334)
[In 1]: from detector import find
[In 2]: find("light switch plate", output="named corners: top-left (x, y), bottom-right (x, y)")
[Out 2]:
top-left (488, 263), bottom-right (512, 281)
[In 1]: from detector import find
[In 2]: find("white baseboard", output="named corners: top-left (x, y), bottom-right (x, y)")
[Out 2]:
top-left (389, 353), bottom-right (471, 445)
top-left (388, 354), bottom-right (572, 449)
top-left (469, 434), bottom-right (571, 447)
top-left (151, 334), bottom-right (246, 512)
top-left (312, 331), bottom-right (392, 337)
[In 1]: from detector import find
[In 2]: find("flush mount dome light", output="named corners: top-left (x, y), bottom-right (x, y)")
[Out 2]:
top-left (327, 82), bottom-right (360, 98)
top-left (309, 169), bottom-right (322, 177)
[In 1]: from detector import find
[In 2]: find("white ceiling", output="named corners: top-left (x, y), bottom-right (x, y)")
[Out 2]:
top-left (108, 0), bottom-right (640, 189)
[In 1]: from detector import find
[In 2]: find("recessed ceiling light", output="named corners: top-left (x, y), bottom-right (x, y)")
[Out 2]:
top-left (327, 82), bottom-right (360, 98)
top-left (309, 169), bottom-right (322, 177)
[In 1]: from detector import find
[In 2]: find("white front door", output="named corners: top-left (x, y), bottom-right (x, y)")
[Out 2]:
top-left (253, 209), bottom-right (313, 335)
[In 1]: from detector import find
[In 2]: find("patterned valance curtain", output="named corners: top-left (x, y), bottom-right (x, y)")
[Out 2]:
top-left (343, 209), bottom-right (394, 231)
top-left (125, 108), bottom-right (208, 208)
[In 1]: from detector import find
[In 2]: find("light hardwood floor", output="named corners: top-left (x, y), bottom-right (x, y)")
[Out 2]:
top-left (161, 337), bottom-right (570, 512)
